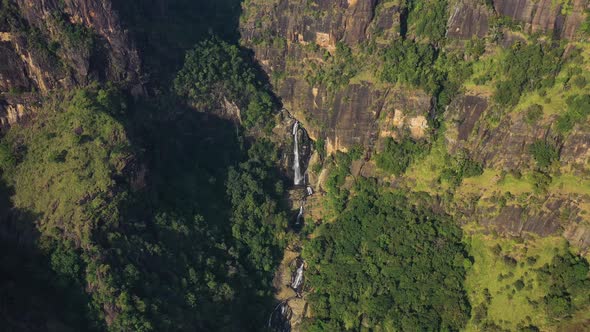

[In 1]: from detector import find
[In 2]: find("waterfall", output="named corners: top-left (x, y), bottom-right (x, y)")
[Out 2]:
top-left (293, 121), bottom-right (303, 185)
top-left (268, 300), bottom-right (292, 332)
top-left (292, 263), bottom-right (304, 291)
top-left (295, 204), bottom-right (304, 227)
top-left (306, 186), bottom-right (313, 196)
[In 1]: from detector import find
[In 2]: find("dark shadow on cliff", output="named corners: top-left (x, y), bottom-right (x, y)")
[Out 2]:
top-left (127, 99), bottom-right (243, 224)
top-left (114, 0), bottom-right (243, 85)
top-left (0, 179), bottom-right (97, 331)
top-left (118, 97), bottom-right (279, 330)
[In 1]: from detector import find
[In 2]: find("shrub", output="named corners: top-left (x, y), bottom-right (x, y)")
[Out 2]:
top-left (380, 40), bottom-right (439, 93)
top-left (0, 143), bottom-right (16, 171)
top-left (465, 37), bottom-right (486, 60)
top-left (556, 94), bottom-right (590, 134)
top-left (461, 158), bottom-right (484, 178)
top-left (571, 75), bottom-right (587, 89)
top-left (531, 171), bottom-right (552, 194)
top-left (315, 137), bottom-right (326, 159)
top-left (407, 0), bottom-right (449, 42)
top-left (514, 279), bottom-right (525, 291)
top-left (303, 183), bottom-right (470, 331)
top-left (537, 251), bottom-right (589, 319)
top-left (305, 42), bottom-right (358, 91)
top-left (376, 137), bottom-right (427, 175)
top-left (174, 38), bottom-right (274, 129)
top-left (529, 141), bottom-right (558, 169)
top-left (503, 255), bottom-right (518, 268)
top-left (494, 42), bottom-right (563, 106)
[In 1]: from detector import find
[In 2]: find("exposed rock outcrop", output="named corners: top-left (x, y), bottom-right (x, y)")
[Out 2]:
top-left (0, 0), bottom-right (144, 129)
top-left (447, 0), bottom-right (490, 40)
top-left (493, 0), bottom-right (589, 39)
top-left (480, 197), bottom-right (581, 237)
top-left (9, 0), bottom-right (142, 91)
top-left (241, 0), bottom-right (590, 252)
top-left (445, 95), bottom-right (560, 171)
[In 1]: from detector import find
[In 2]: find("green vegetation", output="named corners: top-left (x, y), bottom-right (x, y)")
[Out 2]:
top-left (464, 232), bottom-right (561, 331)
top-left (324, 152), bottom-right (353, 215)
top-left (0, 88), bottom-right (139, 329)
top-left (305, 42), bottom-right (358, 91)
top-left (556, 94), bottom-right (590, 134)
top-left (4, 1), bottom-right (590, 331)
top-left (0, 44), bottom-right (288, 330)
top-left (538, 252), bottom-right (590, 319)
top-left (376, 137), bottom-right (428, 175)
top-left (407, 0), bottom-right (449, 42)
top-left (0, 0), bottom-right (23, 31)
top-left (25, 27), bottom-right (63, 68)
top-left (1, 88), bottom-right (130, 247)
top-left (380, 40), bottom-right (472, 110)
top-left (174, 38), bottom-right (275, 129)
top-left (529, 140), bottom-right (559, 169)
top-left (302, 180), bottom-right (470, 331)
top-left (494, 42), bottom-right (564, 107)
top-left (582, 9), bottom-right (590, 35)
top-left (524, 104), bottom-right (544, 125)
top-left (50, 12), bottom-right (95, 54)
top-left (465, 37), bottom-right (486, 60)
top-left (380, 40), bottom-right (439, 93)
top-left (440, 153), bottom-right (484, 187)
top-left (227, 139), bottom-right (289, 272)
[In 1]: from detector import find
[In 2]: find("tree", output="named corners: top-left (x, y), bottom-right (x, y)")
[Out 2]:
top-left (303, 180), bottom-right (471, 330)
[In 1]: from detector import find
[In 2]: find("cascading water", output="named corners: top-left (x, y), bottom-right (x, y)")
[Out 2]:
top-left (293, 121), bottom-right (303, 185)
top-left (295, 204), bottom-right (304, 227)
top-left (268, 301), bottom-right (292, 332)
top-left (291, 263), bottom-right (304, 292)
top-left (268, 116), bottom-right (314, 331)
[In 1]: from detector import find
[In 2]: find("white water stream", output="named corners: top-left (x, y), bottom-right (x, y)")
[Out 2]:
top-left (295, 204), bottom-right (304, 227)
top-left (292, 263), bottom-right (304, 291)
top-left (293, 121), bottom-right (303, 185)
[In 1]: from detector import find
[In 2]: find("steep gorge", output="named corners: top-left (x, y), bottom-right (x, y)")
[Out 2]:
top-left (1, 0), bottom-right (590, 331)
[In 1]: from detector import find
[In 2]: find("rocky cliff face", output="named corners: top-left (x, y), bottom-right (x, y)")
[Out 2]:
top-left (0, 0), bottom-right (143, 129)
top-left (241, 0), bottom-right (433, 155)
top-left (240, 0), bottom-right (589, 153)
top-left (447, 1), bottom-right (490, 39)
top-left (494, 0), bottom-right (589, 39)
top-left (444, 92), bottom-right (590, 250)
top-left (240, 0), bottom-right (590, 255)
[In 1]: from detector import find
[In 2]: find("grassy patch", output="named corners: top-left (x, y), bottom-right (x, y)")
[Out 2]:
top-left (456, 169), bottom-right (534, 201)
top-left (463, 230), bottom-right (570, 331)
top-left (550, 174), bottom-right (590, 197)
top-left (404, 136), bottom-right (449, 194)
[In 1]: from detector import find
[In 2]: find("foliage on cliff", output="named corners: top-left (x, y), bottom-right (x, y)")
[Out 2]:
top-left (227, 139), bottom-right (290, 273)
top-left (174, 38), bottom-right (275, 129)
top-left (537, 252), bottom-right (590, 319)
top-left (302, 179), bottom-right (471, 331)
top-left (0, 88), bottom-right (130, 248)
top-left (494, 42), bottom-right (564, 107)
top-left (0, 81), bottom-right (286, 331)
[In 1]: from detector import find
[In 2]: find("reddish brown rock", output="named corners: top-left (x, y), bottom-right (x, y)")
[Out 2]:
top-left (368, 3), bottom-right (402, 41)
